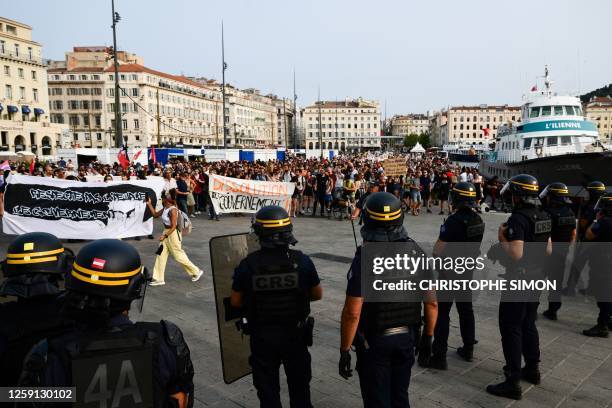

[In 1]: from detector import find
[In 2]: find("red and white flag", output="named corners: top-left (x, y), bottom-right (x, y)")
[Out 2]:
top-left (483, 128), bottom-right (490, 137)
top-left (530, 85), bottom-right (537, 92)
top-left (117, 145), bottom-right (130, 169)
top-left (149, 147), bottom-right (157, 163)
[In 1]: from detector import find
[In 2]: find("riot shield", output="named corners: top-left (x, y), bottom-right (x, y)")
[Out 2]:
top-left (210, 232), bottom-right (260, 384)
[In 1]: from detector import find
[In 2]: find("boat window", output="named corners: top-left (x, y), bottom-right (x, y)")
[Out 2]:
top-left (541, 106), bottom-right (551, 116)
top-left (554, 106), bottom-right (563, 115)
top-left (560, 136), bottom-right (572, 145)
top-left (523, 138), bottom-right (532, 149)
top-left (534, 138), bottom-right (544, 146)
top-left (547, 136), bottom-right (558, 146)
top-left (564, 106), bottom-right (575, 115)
top-left (529, 107), bottom-right (540, 118)
top-left (574, 106), bottom-right (582, 116)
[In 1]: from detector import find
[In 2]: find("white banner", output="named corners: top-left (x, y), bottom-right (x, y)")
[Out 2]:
top-left (209, 174), bottom-right (295, 214)
top-left (2, 175), bottom-right (165, 239)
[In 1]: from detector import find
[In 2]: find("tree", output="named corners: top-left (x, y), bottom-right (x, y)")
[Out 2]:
top-left (404, 133), bottom-right (419, 148)
top-left (418, 133), bottom-right (431, 148)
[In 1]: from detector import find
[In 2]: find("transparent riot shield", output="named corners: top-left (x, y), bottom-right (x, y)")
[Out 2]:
top-left (209, 232), bottom-right (259, 384)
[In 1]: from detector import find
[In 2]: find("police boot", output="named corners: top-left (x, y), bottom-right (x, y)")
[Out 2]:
top-left (521, 363), bottom-right (541, 385)
top-left (583, 323), bottom-right (609, 338)
top-left (542, 309), bottom-right (558, 321)
top-left (428, 353), bottom-right (448, 370)
top-left (486, 379), bottom-right (522, 400)
top-left (457, 344), bottom-right (474, 362)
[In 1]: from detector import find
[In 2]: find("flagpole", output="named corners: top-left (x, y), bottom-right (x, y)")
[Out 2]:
top-left (221, 21), bottom-right (227, 149)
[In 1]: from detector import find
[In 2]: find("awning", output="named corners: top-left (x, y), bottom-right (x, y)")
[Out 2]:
top-left (21, 106), bottom-right (31, 114)
top-left (34, 108), bottom-right (44, 115)
top-left (7, 105), bottom-right (18, 113)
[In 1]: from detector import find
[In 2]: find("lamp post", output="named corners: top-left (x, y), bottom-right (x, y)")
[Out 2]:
top-left (111, 0), bottom-right (122, 148)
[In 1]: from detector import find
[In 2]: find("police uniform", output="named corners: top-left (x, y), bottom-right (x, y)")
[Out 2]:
top-left (566, 181), bottom-right (606, 293)
top-left (19, 239), bottom-right (194, 408)
top-left (583, 193), bottom-right (612, 337)
top-left (342, 192), bottom-right (431, 408)
top-left (431, 182), bottom-right (484, 368)
top-left (233, 206), bottom-right (320, 408)
top-left (0, 232), bottom-right (74, 386)
top-left (487, 174), bottom-right (551, 400)
top-left (540, 183), bottom-right (576, 319)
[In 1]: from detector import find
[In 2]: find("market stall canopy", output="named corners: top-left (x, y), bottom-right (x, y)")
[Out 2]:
top-left (410, 142), bottom-right (426, 153)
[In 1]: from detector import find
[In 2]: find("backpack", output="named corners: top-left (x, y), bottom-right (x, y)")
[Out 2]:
top-left (171, 206), bottom-right (192, 235)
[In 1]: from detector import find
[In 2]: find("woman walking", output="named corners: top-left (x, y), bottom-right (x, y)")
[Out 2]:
top-left (146, 189), bottom-right (203, 286)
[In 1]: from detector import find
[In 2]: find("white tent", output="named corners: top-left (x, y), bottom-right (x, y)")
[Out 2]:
top-left (410, 142), bottom-right (426, 153)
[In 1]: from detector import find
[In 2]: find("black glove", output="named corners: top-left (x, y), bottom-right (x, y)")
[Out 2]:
top-left (339, 350), bottom-right (353, 379)
top-left (417, 334), bottom-right (432, 367)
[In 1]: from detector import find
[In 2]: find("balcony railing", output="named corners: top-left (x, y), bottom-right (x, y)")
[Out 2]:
top-left (0, 49), bottom-right (44, 65)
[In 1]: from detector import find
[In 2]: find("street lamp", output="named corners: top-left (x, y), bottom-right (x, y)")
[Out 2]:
top-left (111, 0), bottom-right (123, 148)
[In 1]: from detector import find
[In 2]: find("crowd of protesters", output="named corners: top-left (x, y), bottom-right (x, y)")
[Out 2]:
top-left (0, 152), bottom-right (507, 219)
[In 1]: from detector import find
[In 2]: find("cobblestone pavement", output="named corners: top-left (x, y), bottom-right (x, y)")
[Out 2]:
top-left (2, 210), bottom-right (611, 407)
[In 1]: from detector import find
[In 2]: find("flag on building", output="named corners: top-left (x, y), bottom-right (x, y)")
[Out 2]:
top-left (117, 145), bottom-right (130, 169)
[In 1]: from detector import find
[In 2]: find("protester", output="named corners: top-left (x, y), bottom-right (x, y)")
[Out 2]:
top-left (145, 189), bottom-right (203, 286)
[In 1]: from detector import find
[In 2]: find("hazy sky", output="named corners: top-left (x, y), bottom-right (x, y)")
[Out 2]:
top-left (4, 0), bottom-right (611, 115)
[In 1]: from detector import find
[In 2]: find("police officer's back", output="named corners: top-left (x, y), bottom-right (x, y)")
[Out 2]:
top-left (231, 205), bottom-right (322, 408)
top-left (0, 232), bottom-right (74, 386)
top-left (19, 239), bottom-right (194, 408)
top-left (539, 183), bottom-right (576, 321)
top-left (429, 182), bottom-right (484, 369)
top-left (339, 192), bottom-right (438, 407)
top-left (486, 174), bottom-right (551, 400)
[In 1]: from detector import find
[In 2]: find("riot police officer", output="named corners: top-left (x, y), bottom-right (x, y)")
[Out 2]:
top-left (539, 182), bottom-right (576, 320)
top-left (565, 181), bottom-right (606, 295)
top-left (486, 174), bottom-right (551, 400)
top-left (231, 205), bottom-right (322, 408)
top-left (582, 192), bottom-right (612, 337)
top-left (19, 239), bottom-right (194, 408)
top-left (0, 232), bottom-right (74, 386)
top-left (429, 182), bottom-right (484, 370)
top-left (338, 192), bottom-right (438, 407)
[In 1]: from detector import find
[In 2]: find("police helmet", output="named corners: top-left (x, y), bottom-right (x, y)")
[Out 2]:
top-left (587, 181), bottom-right (606, 200)
top-left (0, 232), bottom-right (73, 298)
top-left (450, 182), bottom-right (479, 209)
top-left (1, 232), bottom-right (73, 278)
top-left (539, 182), bottom-right (572, 205)
top-left (66, 239), bottom-right (147, 305)
top-left (252, 205), bottom-right (297, 246)
top-left (363, 192), bottom-right (404, 228)
top-left (594, 192), bottom-right (612, 216)
top-left (500, 174), bottom-right (540, 206)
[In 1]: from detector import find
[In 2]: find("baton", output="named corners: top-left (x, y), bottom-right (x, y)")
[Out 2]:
top-left (350, 218), bottom-right (358, 249)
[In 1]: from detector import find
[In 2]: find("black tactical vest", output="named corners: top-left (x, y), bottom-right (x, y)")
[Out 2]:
top-left (245, 249), bottom-right (310, 327)
top-left (0, 295), bottom-right (74, 386)
top-left (450, 209), bottom-right (485, 243)
top-left (20, 320), bottom-right (193, 408)
top-left (358, 240), bottom-right (422, 336)
top-left (512, 206), bottom-right (552, 272)
top-left (544, 205), bottom-right (576, 243)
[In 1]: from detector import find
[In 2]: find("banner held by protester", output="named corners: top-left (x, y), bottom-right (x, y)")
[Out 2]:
top-left (2, 174), bottom-right (164, 239)
top-left (383, 157), bottom-right (407, 177)
top-left (209, 174), bottom-right (294, 214)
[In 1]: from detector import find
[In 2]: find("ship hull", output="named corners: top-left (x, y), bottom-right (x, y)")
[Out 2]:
top-left (479, 151), bottom-right (612, 195)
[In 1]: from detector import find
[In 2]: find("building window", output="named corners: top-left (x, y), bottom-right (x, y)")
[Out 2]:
top-left (94, 115), bottom-right (101, 127)
top-left (0, 40), bottom-right (4, 53)
top-left (93, 75), bottom-right (100, 80)
top-left (122, 119), bottom-right (128, 130)
top-left (33, 88), bottom-right (38, 102)
top-left (131, 74), bottom-right (137, 81)
top-left (19, 87), bottom-right (25, 100)
top-left (69, 115), bottom-right (79, 126)
top-left (133, 119), bottom-right (139, 129)
top-left (18, 68), bottom-right (24, 78)
top-left (52, 100), bottom-right (63, 109)
top-left (131, 88), bottom-right (139, 97)
top-left (3, 65), bottom-right (9, 76)
top-left (14, 44), bottom-right (19, 57)
top-left (80, 75), bottom-right (87, 80)
top-left (5, 84), bottom-right (12, 99)
top-left (31, 70), bottom-right (37, 80)
top-left (73, 133), bottom-right (79, 141)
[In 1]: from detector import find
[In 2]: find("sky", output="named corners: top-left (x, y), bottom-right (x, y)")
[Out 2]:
top-left (4, 0), bottom-right (612, 116)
